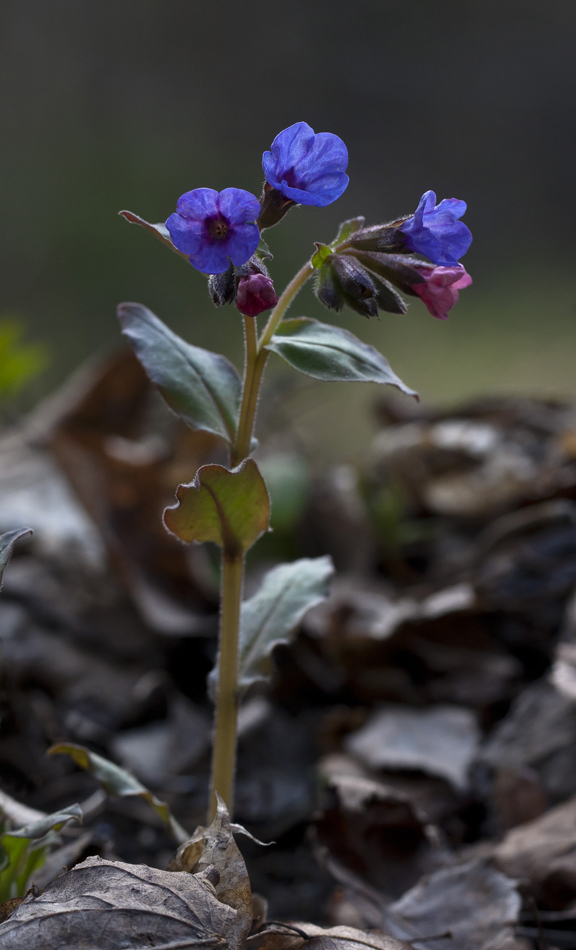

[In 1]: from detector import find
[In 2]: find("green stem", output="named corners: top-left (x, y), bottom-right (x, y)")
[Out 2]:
top-left (258, 260), bottom-right (314, 350)
top-left (207, 260), bottom-right (316, 823)
top-left (208, 552), bottom-right (243, 822)
top-left (231, 314), bottom-right (267, 467)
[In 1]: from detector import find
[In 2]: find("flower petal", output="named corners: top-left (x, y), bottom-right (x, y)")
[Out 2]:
top-left (278, 172), bottom-right (349, 207)
top-left (434, 197), bottom-right (467, 219)
top-left (217, 188), bottom-right (261, 226)
top-left (290, 132), bottom-right (348, 182)
top-left (165, 213), bottom-right (205, 255)
top-left (224, 222), bottom-right (260, 267)
top-left (267, 121), bottom-right (316, 180)
top-left (175, 188), bottom-right (219, 221)
top-left (188, 241), bottom-right (231, 274)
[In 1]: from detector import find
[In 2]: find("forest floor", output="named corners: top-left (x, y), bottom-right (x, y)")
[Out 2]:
top-left (1, 352), bottom-right (576, 949)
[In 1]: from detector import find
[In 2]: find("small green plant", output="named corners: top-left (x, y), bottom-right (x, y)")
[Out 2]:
top-left (0, 806), bottom-right (81, 902)
top-left (117, 121), bottom-right (472, 820)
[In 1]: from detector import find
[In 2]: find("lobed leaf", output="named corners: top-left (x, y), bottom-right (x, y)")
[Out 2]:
top-left (265, 318), bottom-right (418, 398)
top-left (239, 556), bottom-right (334, 688)
top-left (164, 459), bottom-right (270, 557)
top-left (48, 743), bottom-right (187, 843)
top-left (118, 302), bottom-right (241, 443)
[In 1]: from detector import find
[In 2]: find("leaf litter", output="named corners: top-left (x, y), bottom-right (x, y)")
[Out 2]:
top-left (3, 366), bottom-right (576, 944)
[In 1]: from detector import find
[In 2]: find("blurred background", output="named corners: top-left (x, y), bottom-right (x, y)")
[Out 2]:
top-left (1, 0), bottom-right (575, 459)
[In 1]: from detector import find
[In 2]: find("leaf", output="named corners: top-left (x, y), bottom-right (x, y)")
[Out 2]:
top-left (250, 923), bottom-right (411, 950)
top-left (265, 318), bottom-right (418, 398)
top-left (331, 216), bottom-right (366, 246)
top-left (239, 556), bottom-right (334, 688)
top-left (0, 805), bottom-right (81, 902)
top-left (118, 209), bottom-right (189, 259)
top-left (164, 459), bottom-right (270, 557)
top-left (312, 243), bottom-right (333, 269)
top-left (167, 796), bottom-right (253, 950)
top-left (0, 855), bottom-right (243, 949)
top-left (48, 743), bottom-right (188, 844)
top-left (118, 302), bottom-right (241, 443)
top-left (0, 529), bottom-right (32, 590)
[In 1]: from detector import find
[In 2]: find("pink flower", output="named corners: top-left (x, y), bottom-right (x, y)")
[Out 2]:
top-left (412, 265), bottom-right (472, 320)
top-left (236, 273), bottom-right (278, 317)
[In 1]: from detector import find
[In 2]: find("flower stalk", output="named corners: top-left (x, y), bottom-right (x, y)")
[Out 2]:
top-left (208, 261), bottom-right (316, 821)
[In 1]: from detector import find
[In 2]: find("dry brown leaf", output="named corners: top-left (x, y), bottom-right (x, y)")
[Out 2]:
top-left (0, 898), bottom-right (23, 925)
top-left (167, 795), bottom-right (253, 950)
top-left (0, 855), bottom-right (238, 949)
top-left (387, 858), bottom-right (521, 950)
top-left (494, 794), bottom-right (576, 906)
top-left (249, 923), bottom-right (411, 950)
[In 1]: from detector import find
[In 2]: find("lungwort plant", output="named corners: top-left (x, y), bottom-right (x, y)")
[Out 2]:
top-left (118, 121), bottom-right (473, 821)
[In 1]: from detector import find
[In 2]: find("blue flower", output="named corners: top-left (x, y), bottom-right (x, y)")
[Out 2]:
top-left (399, 191), bottom-right (472, 266)
top-left (262, 121), bottom-right (349, 207)
top-left (166, 187), bottom-right (261, 274)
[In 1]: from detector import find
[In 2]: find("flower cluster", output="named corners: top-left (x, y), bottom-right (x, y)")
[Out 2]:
top-left (163, 121), bottom-right (473, 321)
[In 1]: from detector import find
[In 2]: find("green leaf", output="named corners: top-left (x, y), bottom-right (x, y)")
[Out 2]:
top-left (0, 528), bottom-right (32, 589)
top-left (118, 302), bottom-right (241, 443)
top-left (331, 216), bottom-right (366, 246)
top-left (238, 556), bottom-right (334, 688)
top-left (0, 804), bottom-right (81, 901)
top-left (118, 210), bottom-right (189, 260)
top-left (311, 243), bottom-right (333, 269)
top-left (48, 744), bottom-right (188, 844)
top-left (265, 318), bottom-right (418, 398)
top-left (164, 459), bottom-right (270, 558)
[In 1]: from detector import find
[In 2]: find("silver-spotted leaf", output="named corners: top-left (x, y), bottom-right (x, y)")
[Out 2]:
top-left (118, 302), bottom-right (241, 443)
top-left (265, 318), bottom-right (417, 398)
top-left (164, 459), bottom-right (270, 557)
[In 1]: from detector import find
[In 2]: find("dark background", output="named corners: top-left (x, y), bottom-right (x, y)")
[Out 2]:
top-left (2, 0), bottom-right (575, 457)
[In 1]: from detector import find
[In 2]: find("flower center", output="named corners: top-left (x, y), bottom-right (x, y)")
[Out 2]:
top-left (208, 216), bottom-right (229, 241)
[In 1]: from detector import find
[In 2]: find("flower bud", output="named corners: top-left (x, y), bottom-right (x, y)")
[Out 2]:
top-left (343, 250), bottom-right (426, 294)
top-left (315, 261), bottom-right (344, 312)
top-left (236, 273), bottom-right (278, 317)
top-left (344, 223), bottom-right (409, 254)
top-left (330, 255), bottom-right (379, 318)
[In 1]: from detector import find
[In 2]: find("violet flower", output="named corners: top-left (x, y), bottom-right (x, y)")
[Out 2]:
top-left (262, 121), bottom-right (349, 207)
top-left (400, 191), bottom-right (472, 266)
top-left (412, 265), bottom-right (472, 320)
top-left (166, 188), bottom-right (261, 275)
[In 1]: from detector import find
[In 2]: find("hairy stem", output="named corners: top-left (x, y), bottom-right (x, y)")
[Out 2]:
top-left (258, 260), bottom-right (314, 350)
top-left (208, 552), bottom-right (243, 822)
top-left (231, 315), bottom-right (268, 467)
top-left (208, 261), bottom-right (316, 822)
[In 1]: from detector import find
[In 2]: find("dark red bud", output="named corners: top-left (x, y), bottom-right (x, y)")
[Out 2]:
top-left (236, 273), bottom-right (278, 318)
